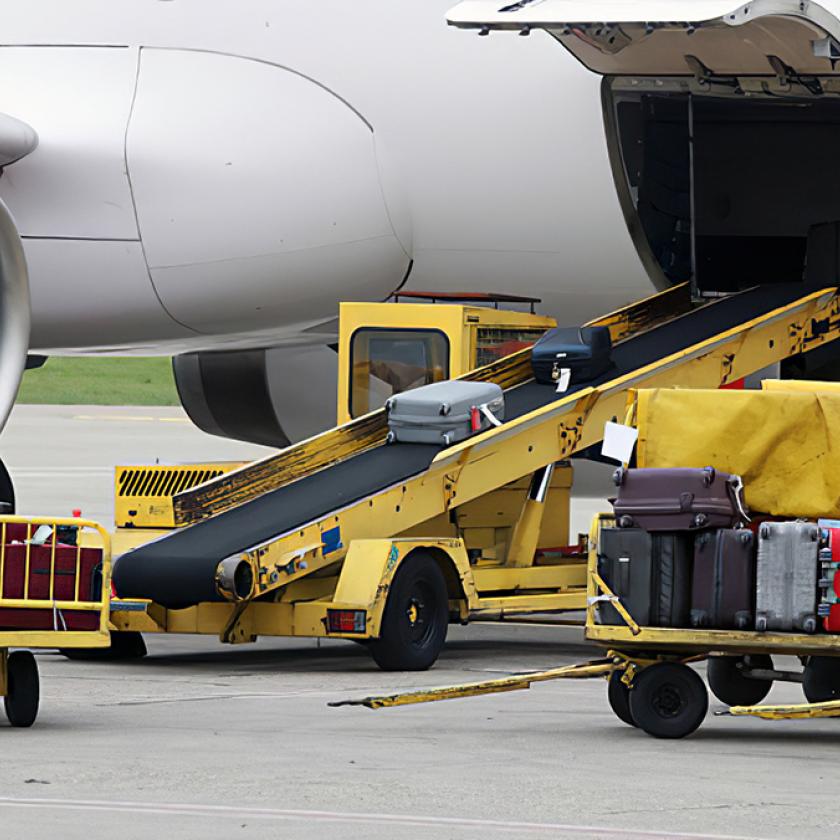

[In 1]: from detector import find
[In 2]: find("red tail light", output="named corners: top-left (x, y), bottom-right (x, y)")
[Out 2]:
top-left (327, 609), bottom-right (366, 634)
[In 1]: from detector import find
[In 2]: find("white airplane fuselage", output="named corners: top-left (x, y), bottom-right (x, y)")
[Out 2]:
top-left (0, 0), bottom-right (655, 355)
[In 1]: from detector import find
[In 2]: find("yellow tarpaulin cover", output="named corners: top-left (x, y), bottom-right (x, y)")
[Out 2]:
top-left (636, 388), bottom-right (840, 518)
top-left (761, 378), bottom-right (840, 394)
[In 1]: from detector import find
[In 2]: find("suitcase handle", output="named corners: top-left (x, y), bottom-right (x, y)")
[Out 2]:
top-left (618, 556), bottom-right (630, 592)
top-left (726, 474), bottom-right (750, 523)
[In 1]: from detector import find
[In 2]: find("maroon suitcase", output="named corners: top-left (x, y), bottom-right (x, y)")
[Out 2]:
top-left (0, 543), bottom-right (103, 631)
top-left (612, 466), bottom-right (746, 531)
top-left (691, 529), bottom-right (755, 629)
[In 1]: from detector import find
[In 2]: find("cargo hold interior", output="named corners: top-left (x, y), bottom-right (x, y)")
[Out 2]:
top-left (607, 87), bottom-right (840, 296)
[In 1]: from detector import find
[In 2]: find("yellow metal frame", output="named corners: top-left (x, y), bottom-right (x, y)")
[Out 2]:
top-left (336, 301), bottom-right (556, 425)
top-left (0, 515), bottom-right (112, 649)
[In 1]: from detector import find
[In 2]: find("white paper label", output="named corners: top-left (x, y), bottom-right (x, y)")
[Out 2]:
top-left (601, 421), bottom-right (638, 464)
top-left (30, 525), bottom-right (53, 545)
top-left (555, 368), bottom-right (571, 393)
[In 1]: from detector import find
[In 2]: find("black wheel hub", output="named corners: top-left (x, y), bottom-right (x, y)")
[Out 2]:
top-left (404, 589), bottom-right (431, 644)
top-left (651, 682), bottom-right (685, 718)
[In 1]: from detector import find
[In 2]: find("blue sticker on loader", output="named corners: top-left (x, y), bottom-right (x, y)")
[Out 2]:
top-left (321, 526), bottom-right (343, 556)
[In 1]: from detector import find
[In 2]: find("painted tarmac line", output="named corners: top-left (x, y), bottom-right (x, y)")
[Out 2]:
top-left (72, 415), bottom-right (189, 423)
top-left (0, 797), bottom-right (761, 838)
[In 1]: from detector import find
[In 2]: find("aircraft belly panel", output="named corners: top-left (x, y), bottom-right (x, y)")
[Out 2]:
top-left (25, 239), bottom-right (195, 351)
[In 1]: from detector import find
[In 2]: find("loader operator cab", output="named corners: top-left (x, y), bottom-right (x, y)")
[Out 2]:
top-left (447, 0), bottom-right (840, 299)
top-left (336, 292), bottom-right (555, 424)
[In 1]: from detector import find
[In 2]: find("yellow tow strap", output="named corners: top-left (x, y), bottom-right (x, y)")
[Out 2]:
top-left (717, 699), bottom-right (840, 720)
top-left (329, 658), bottom-right (616, 709)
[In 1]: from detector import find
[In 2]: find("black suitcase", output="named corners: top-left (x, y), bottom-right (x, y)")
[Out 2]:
top-left (597, 527), bottom-right (692, 628)
top-left (691, 529), bottom-right (755, 630)
top-left (531, 326), bottom-right (612, 386)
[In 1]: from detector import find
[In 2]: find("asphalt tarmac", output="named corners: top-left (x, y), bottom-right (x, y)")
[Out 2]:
top-left (0, 405), bottom-right (835, 840)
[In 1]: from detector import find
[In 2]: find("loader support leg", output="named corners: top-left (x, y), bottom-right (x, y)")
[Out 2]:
top-left (508, 464), bottom-right (554, 567)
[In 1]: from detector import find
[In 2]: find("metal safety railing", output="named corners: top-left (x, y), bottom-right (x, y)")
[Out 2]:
top-left (0, 515), bottom-right (111, 647)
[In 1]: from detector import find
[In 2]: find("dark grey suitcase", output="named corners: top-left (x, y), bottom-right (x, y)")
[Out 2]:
top-left (597, 527), bottom-right (692, 628)
top-left (530, 326), bottom-right (612, 386)
top-left (691, 529), bottom-right (755, 630)
top-left (756, 521), bottom-right (819, 633)
top-left (385, 380), bottom-right (504, 446)
top-left (612, 466), bottom-right (746, 531)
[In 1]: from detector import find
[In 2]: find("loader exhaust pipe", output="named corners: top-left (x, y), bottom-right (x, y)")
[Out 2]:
top-left (215, 555), bottom-right (256, 601)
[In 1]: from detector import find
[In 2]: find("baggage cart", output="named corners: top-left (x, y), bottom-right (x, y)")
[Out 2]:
top-left (0, 515), bottom-right (111, 727)
top-left (334, 512), bottom-right (840, 737)
top-left (586, 514), bottom-right (840, 738)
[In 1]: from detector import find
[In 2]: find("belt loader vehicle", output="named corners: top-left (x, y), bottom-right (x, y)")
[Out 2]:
top-left (96, 278), bottom-right (840, 671)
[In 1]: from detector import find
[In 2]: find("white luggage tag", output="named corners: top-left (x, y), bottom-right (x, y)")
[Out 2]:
top-left (601, 421), bottom-right (638, 464)
top-left (555, 368), bottom-right (571, 393)
top-left (28, 525), bottom-right (54, 545)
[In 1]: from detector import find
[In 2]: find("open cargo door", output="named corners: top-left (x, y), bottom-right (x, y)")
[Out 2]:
top-left (446, 1), bottom-right (840, 78)
top-left (448, 1), bottom-right (840, 303)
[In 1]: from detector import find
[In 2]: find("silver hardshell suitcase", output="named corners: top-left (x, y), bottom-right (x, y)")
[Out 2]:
top-left (386, 380), bottom-right (504, 446)
top-left (756, 521), bottom-right (819, 633)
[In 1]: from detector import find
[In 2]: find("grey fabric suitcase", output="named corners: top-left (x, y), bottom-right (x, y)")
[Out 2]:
top-left (385, 380), bottom-right (504, 446)
top-left (755, 521), bottom-right (819, 633)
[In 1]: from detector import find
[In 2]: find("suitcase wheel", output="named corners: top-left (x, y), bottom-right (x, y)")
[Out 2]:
top-left (735, 612), bottom-right (752, 631)
top-left (759, 523), bottom-right (771, 540)
top-left (618, 515), bottom-right (634, 529)
top-left (690, 610), bottom-right (708, 629)
top-left (756, 614), bottom-right (768, 632)
top-left (702, 466), bottom-right (715, 487)
top-left (386, 431), bottom-right (396, 445)
top-left (738, 531), bottom-right (752, 546)
top-left (692, 513), bottom-right (708, 528)
top-left (612, 467), bottom-right (626, 487)
top-left (803, 615), bottom-right (818, 634)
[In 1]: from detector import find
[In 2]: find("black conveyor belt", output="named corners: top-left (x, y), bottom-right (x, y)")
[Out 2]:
top-left (113, 284), bottom-right (808, 608)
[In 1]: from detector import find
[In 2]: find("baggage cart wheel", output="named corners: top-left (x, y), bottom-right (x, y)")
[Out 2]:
top-left (60, 631), bottom-right (147, 662)
top-left (707, 655), bottom-right (773, 707)
top-left (628, 662), bottom-right (708, 739)
top-left (803, 656), bottom-right (840, 703)
top-left (4, 650), bottom-right (39, 727)
top-left (607, 670), bottom-right (637, 727)
top-left (369, 552), bottom-right (448, 671)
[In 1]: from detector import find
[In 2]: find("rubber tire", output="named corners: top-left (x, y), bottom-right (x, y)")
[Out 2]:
top-left (369, 552), bottom-right (448, 671)
top-left (607, 670), bottom-right (637, 727)
top-left (628, 662), bottom-right (709, 739)
top-left (0, 458), bottom-right (15, 514)
top-left (707, 655), bottom-right (773, 707)
top-left (60, 631), bottom-right (147, 661)
top-left (4, 650), bottom-right (39, 727)
top-left (803, 656), bottom-right (840, 703)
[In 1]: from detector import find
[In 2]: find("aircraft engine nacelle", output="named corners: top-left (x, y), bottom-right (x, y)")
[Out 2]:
top-left (0, 195), bottom-right (30, 432)
top-left (0, 112), bottom-right (34, 448)
top-left (0, 46), bottom-right (412, 352)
